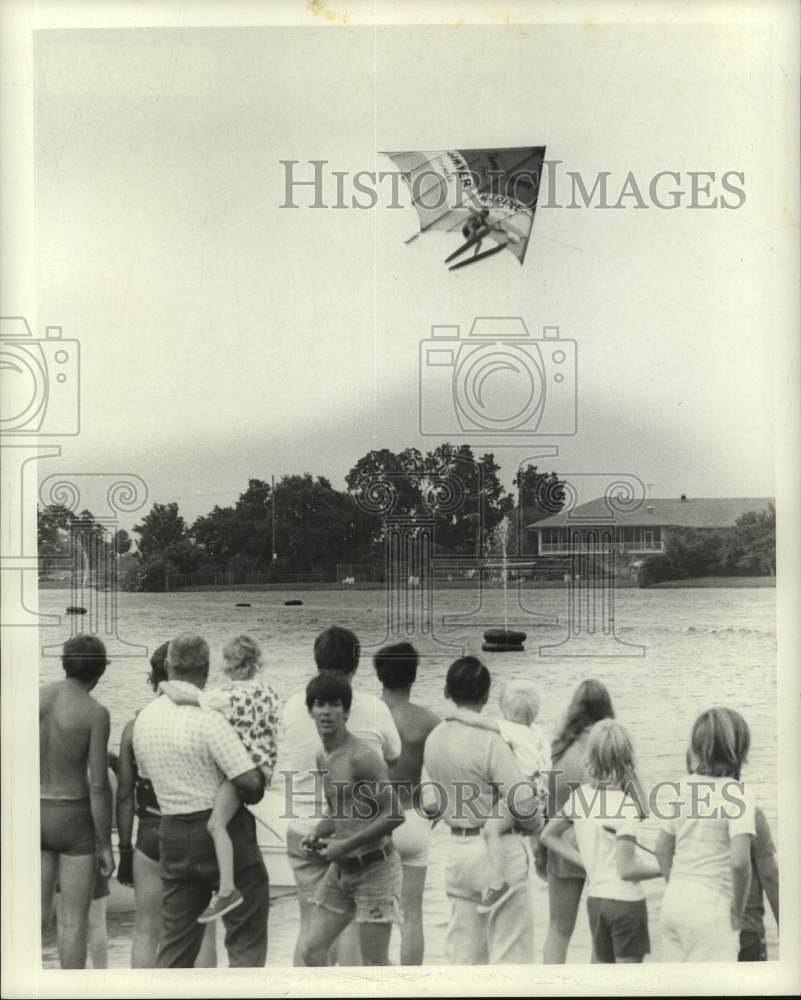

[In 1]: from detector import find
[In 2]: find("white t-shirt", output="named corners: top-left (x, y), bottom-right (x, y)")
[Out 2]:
top-left (275, 686), bottom-right (401, 824)
top-left (658, 775), bottom-right (756, 898)
top-left (497, 719), bottom-right (551, 779)
top-left (562, 783), bottom-right (644, 901)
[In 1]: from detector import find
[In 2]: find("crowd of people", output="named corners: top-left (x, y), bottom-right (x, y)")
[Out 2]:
top-left (40, 627), bottom-right (779, 968)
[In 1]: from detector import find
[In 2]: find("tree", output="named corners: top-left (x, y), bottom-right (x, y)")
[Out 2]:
top-left (722, 504), bottom-right (776, 576)
top-left (273, 473), bottom-right (367, 574)
top-left (664, 528), bottom-right (726, 578)
top-left (346, 448), bottom-right (425, 527)
top-left (511, 465), bottom-right (565, 555)
top-left (422, 444), bottom-right (513, 555)
top-left (346, 444), bottom-right (513, 557)
top-left (114, 528), bottom-right (133, 556)
top-left (37, 503), bottom-right (75, 577)
top-left (192, 479), bottom-right (273, 570)
top-left (134, 502), bottom-right (188, 559)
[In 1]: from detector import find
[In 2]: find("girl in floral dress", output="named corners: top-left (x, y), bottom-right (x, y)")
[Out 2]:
top-left (160, 635), bottom-right (280, 922)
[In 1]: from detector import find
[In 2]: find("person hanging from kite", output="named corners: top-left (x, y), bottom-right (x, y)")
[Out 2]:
top-left (381, 146), bottom-right (545, 271)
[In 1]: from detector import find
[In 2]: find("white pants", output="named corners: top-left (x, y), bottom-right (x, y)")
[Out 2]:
top-left (660, 881), bottom-right (739, 962)
top-left (444, 834), bottom-right (533, 965)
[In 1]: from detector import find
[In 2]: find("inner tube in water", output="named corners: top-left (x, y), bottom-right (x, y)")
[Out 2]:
top-left (284, 599), bottom-right (303, 606)
top-left (482, 628), bottom-right (526, 652)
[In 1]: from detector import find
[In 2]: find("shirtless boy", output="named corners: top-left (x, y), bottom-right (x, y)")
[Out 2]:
top-left (374, 642), bottom-right (440, 964)
top-left (300, 671), bottom-right (405, 966)
top-left (40, 634), bottom-right (114, 968)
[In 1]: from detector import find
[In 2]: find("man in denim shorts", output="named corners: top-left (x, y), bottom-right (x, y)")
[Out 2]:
top-left (298, 672), bottom-right (405, 966)
top-left (276, 626), bottom-right (400, 964)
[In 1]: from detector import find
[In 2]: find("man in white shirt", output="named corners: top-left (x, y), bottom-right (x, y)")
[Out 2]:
top-left (133, 634), bottom-right (269, 967)
top-left (274, 625), bottom-right (401, 965)
top-left (423, 657), bottom-right (542, 965)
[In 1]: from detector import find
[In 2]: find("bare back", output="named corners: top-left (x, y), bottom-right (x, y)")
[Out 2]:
top-left (385, 700), bottom-right (440, 809)
top-left (39, 681), bottom-right (107, 800)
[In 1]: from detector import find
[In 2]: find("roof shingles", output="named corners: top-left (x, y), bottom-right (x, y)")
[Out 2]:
top-left (531, 497), bottom-right (773, 530)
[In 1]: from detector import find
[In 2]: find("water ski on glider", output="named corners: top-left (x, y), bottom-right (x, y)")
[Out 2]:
top-left (381, 146), bottom-right (546, 270)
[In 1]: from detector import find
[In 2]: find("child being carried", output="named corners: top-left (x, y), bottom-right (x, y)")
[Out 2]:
top-left (160, 635), bottom-right (280, 923)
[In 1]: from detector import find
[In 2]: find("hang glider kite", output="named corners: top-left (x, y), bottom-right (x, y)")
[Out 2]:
top-left (381, 146), bottom-right (546, 270)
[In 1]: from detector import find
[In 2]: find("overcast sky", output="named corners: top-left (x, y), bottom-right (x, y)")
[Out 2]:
top-left (35, 24), bottom-right (777, 527)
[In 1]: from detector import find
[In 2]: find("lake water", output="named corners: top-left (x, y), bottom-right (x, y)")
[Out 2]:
top-left (38, 585), bottom-right (777, 815)
top-left (39, 584), bottom-right (778, 965)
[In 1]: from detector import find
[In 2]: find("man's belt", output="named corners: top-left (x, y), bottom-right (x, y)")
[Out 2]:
top-left (450, 826), bottom-right (483, 837)
top-left (337, 843), bottom-right (393, 874)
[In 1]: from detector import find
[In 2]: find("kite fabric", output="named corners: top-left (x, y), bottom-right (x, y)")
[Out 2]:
top-left (382, 146), bottom-right (546, 266)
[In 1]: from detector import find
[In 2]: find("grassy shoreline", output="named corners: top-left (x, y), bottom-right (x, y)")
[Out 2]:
top-left (645, 575), bottom-right (775, 589)
top-left (40, 576), bottom-right (775, 593)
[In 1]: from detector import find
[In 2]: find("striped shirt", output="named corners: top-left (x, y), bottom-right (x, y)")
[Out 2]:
top-left (133, 683), bottom-right (256, 815)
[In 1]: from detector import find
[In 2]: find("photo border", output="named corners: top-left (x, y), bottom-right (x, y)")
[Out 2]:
top-left (2, 1), bottom-right (799, 997)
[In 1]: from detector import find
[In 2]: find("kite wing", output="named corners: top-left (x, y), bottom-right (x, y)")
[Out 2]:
top-left (381, 146), bottom-right (546, 266)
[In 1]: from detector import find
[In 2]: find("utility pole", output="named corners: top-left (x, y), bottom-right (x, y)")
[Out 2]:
top-left (271, 474), bottom-right (277, 562)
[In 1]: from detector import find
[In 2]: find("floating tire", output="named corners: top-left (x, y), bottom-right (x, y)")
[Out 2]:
top-left (235, 603), bottom-right (251, 607)
top-left (483, 628), bottom-right (527, 645)
top-left (66, 606), bottom-right (87, 615)
top-left (284, 600), bottom-right (303, 606)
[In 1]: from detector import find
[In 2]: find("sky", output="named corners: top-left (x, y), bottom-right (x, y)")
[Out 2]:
top-left (34, 23), bottom-right (778, 528)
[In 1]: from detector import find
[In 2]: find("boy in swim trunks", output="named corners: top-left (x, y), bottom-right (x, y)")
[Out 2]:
top-left (299, 672), bottom-right (405, 966)
top-left (40, 635), bottom-right (114, 969)
top-left (373, 642), bottom-right (440, 965)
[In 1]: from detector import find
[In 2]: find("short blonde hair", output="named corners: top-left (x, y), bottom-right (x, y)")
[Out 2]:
top-left (688, 707), bottom-right (750, 780)
top-left (587, 718), bottom-right (635, 785)
top-left (499, 680), bottom-right (541, 726)
top-left (587, 718), bottom-right (647, 817)
top-left (223, 634), bottom-right (262, 680)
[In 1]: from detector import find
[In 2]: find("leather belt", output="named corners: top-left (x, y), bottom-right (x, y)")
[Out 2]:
top-left (337, 843), bottom-right (393, 874)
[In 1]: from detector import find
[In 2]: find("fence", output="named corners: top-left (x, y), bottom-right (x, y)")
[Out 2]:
top-left (166, 555), bottom-right (615, 591)
top-left (166, 569), bottom-right (335, 589)
top-left (336, 563), bottom-right (380, 584)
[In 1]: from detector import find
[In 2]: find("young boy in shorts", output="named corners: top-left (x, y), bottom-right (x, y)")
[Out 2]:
top-left (299, 672), bottom-right (405, 966)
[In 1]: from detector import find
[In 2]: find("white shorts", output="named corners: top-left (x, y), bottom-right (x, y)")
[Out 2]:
top-left (392, 808), bottom-right (432, 868)
top-left (661, 880), bottom-right (739, 962)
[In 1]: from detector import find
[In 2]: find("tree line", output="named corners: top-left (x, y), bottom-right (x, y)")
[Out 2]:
top-left (37, 445), bottom-right (565, 591)
top-left (38, 453), bottom-right (775, 591)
